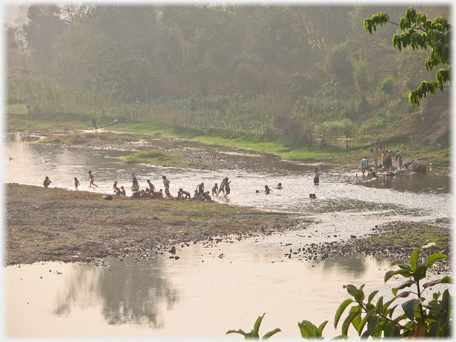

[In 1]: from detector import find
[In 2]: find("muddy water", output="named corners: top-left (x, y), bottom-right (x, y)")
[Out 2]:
top-left (3, 132), bottom-right (452, 339)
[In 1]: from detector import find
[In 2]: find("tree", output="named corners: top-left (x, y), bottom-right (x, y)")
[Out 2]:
top-left (23, 4), bottom-right (66, 72)
top-left (364, 7), bottom-right (451, 106)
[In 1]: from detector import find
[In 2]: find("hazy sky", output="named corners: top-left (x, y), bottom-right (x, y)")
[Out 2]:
top-left (4, 3), bottom-right (29, 26)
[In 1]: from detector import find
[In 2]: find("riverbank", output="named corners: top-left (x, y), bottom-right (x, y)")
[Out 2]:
top-left (5, 183), bottom-right (305, 266)
top-left (5, 184), bottom-right (451, 273)
top-left (6, 113), bottom-right (451, 171)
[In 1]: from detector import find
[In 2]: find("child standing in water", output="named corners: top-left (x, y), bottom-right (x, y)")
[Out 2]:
top-left (74, 177), bottom-right (80, 190)
top-left (314, 167), bottom-right (319, 185)
top-left (197, 182), bottom-right (204, 194)
top-left (217, 181), bottom-right (225, 196)
top-left (212, 183), bottom-right (218, 196)
top-left (88, 171), bottom-right (98, 187)
top-left (132, 173), bottom-right (139, 191)
top-left (223, 177), bottom-right (231, 197)
top-left (264, 185), bottom-right (272, 194)
top-left (43, 176), bottom-right (51, 188)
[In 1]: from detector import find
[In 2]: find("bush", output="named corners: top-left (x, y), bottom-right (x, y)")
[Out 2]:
top-left (228, 248), bottom-right (452, 339)
top-left (379, 75), bottom-right (398, 95)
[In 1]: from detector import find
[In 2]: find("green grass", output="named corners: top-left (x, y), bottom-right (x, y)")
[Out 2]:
top-left (38, 132), bottom-right (144, 145)
top-left (185, 161), bottom-right (211, 168)
top-left (6, 112), bottom-right (95, 132)
top-left (104, 121), bottom-right (175, 137)
top-left (123, 149), bottom-right (182, 164)
top-left (357, 222), bottom-right (451, 254)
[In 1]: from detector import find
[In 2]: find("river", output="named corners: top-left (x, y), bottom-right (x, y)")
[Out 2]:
top-left (3, 132), bottom-right (452, 339)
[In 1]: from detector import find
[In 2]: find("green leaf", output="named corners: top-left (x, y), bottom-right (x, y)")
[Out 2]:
top-left (226, 329), bottom-right (247, 336)
top-left (368, 290), bottom-right (379, 304)
top-left (342, 308), bottom-right (361, 336)
top-left (262, 328), bottom-right (281, 340)
top-left (335, 299), bottom-right (354, 328)
top-left (367, 315), bottom-right (378, 336)
top-left (409, 248), bottom-right (420, 271)
top-left (375, 296), bottom-right (384, 313)
top-left (402, 298), bottom-right (422, 321)
top-left (344, 284), bottom-right (358, 297)
top-left (424, 253), bottom-right (448, 266)
top-left (358, 309), bottom-right (375, 335)
top-left (253, 313), bottom-right (265, 336)
top-left (423, 276), bottom-right (452, 288)
top-left (413, 265), bottom-right (427, 281)
top-left (384, 269), bottom-right (412, 282)
top-left (317, 321), bottom-right (328, 336)
top-left (391, 260), bottom-right (411, 271)
top-left (350, 306), bottom-right (362, 333)
top-left (392, 280), bottom-right (415, 295)
top-left (393, 291), bottom-right (412, 301)
top-left (332, 335), bottom-right (349, 340)
top-left (386, 304), bottom-right (399, 318)
top-left (298, 320), bottom-right (317, 338)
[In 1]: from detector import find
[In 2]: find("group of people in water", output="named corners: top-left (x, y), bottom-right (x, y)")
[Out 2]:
top-left (43, 169), bottom-right (321, 200)
top-left (116, 174), bottom-right (233, 201)
top-left (360, 141), bottom-right (405, 177)
top-left (43, 171), bottom-right (233, 201)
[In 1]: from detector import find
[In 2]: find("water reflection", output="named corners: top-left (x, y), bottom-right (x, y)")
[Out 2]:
top-left (361, 172), bottom-right (450, 194)
top-left (322, 256), bottom-right (369, 278)
top-left (53, 257), bottom-right (178, 328)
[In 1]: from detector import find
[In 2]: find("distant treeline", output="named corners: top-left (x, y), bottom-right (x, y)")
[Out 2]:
top-left (6, 4), bottom-right (450, 139)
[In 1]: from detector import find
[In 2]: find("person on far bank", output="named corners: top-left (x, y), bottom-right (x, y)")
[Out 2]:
top-left (314, 167), bottom-right (319, 185)
top-left (91, 117), bottom-right (97, 130)
top-left (360, 157), bottom-right (369, 176)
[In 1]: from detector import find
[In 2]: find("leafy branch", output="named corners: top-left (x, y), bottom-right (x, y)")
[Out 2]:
top-left (364, 7), bottom-right (451, 106)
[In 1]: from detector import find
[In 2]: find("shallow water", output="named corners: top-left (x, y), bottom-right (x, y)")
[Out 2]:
top-left (4, 132), bottom-right (452, 339)
top-left (4, 133), bottom-right (451, 219)
top-left (7, 238), bottom-right (449, 339)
